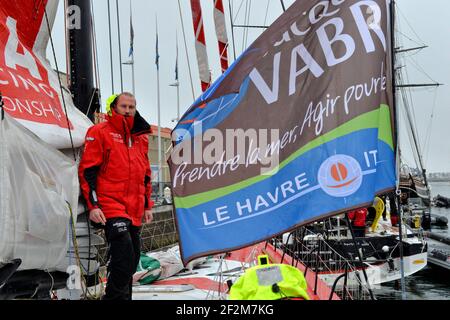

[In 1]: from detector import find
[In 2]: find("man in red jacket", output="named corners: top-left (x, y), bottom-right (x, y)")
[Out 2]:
top-left (347, 208), bottom-right (368, 238)
top-left (79, 92), bottom-right (154, 300)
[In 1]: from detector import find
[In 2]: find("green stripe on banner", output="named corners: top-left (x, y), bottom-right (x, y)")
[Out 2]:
top-left (175, 104), bottom-right (393, 209)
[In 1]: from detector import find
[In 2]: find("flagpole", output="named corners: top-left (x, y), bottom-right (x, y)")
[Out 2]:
top-left (107, 0), bottom-right (115, 93)
top-left (170, 82), bottom-right (180, 122)
top-left (176, 81), bottom-right (180, 121)
top-left (131, 55), bottom-right (135, 95)
top-left (116, 0), bottom-right (124, 92)
top-left (156, 17), bottom-right (163, 199)
top-left (157, 64), bottom-right (162, 198)
top-left (176, 32), bottom-right (180, 121)
top-left (170, 32), bottom-right (180, 122)
top-left (130, 0), bottom-right (135, 95)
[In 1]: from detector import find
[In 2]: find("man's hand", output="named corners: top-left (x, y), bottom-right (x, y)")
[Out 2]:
top-left (89, 208), bottom-right (107, 225)
top-left (144, 209), bottom-right (153, 224)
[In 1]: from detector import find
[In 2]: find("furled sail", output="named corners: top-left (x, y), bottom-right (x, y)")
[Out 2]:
top-left (190, 0), bottom-right (211, 92)
top-left (170, 0), bottom-right (396, 264)
top-left (0, 0), bottom-right (92, 149)
top-left (213, 0), bottom-right (229, 73)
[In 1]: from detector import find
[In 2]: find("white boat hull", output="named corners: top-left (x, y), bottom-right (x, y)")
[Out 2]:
top-left (319, 252), bottom-right (427, 287)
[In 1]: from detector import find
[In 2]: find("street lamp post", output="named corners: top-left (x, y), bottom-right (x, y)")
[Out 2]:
top-left (170, 81), bottom-right (180, 123)
top-left (122, 57), bottom-right (135, 95)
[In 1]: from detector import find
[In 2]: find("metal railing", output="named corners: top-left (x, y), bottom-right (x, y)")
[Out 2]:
top-left (271, 228), bottom-right (375, 300)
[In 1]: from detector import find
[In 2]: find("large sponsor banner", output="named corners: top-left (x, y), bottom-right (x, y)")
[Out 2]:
top-left (170, 0), bottom-right (396, 264)
top-left (0, 0), bottom-right (91, 149)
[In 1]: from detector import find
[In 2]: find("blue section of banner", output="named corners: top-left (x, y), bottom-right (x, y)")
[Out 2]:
top-left (176, 129), bottom-right (396, 262)
top-left (191, 48), bottom-right (254, 109)
top-left (175, 78), bottom-right (251, 143)
top-left (175, 49), bottom-right (260, 143)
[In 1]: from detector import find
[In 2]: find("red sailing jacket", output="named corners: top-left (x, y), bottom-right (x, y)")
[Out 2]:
top-left (79, 110), bottom-right (154, 227)
top-left (348, 208), bottom-right (368, 228)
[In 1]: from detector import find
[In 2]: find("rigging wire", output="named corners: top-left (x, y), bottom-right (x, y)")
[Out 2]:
top-left (396, 28), bottom-right (429, 171)
top-left (401, 59), bottom-right (421, 149)
top-left (243, 0), bottom-right (252, 51)
top-left (406, 56), bottom-right (440, 85)
top-left (398, 47), bottom-right (424, 59)
top-left (396, 6), bottom-right (426, 46)
top-left (69, 202), bottom-right (103, 300)
top-left (177, 0), bottom-right (196, 101)
top-left (423, 90), bottom-right (439, 166)
top-left (228, 0), bottom-right (237, 61)
top-left (398, 72), bottom-right (420, 162)
top-left (263, 0), bottom-right (270, 26)
top-left (233, 0), bottom-right (246, 21)
top-left (423, 89), bottom-right (438, 147)
top-left (394, 28), bottom-right (424, 48)
top-left (245, 0), bottom-right (252, 49)
top-left (241, 0), bottom-right (249, 54)
top-left (67, 202), bottom-right (90, 299)
top-left (280, 0), bottom-right (286, 12)
top-left (107, 0), bottom-right (115, 94)
top-left (43, 6), bottom-right (76, 161)
top-left (398, 79), bottom-right (424, 173)
top-left (396, 43), bottom-right (422, 172)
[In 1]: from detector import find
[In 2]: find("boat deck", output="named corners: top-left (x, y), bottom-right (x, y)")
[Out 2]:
top-left (132, 243), bottom-right (339, 300)
top-left (427, 238), bottom-right (450, 270)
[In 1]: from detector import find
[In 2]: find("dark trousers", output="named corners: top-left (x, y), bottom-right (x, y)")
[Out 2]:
top-left (103, 218), bottom-right (141, 300)
top-left (352, 226), bottom-right (366, 238)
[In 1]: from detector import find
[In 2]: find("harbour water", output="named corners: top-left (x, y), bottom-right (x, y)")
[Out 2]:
top-left (375, 182), bottom-right (450, 300)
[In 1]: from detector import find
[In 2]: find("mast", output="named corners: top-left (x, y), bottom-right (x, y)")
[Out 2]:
top-left (67, 0), bottom-right (100, 121)
top-left (391, 0), bottom-right (407, 300)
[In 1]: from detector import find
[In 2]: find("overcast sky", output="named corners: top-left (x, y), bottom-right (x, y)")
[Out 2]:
top-left (48, 0), bottom-right (449, 172)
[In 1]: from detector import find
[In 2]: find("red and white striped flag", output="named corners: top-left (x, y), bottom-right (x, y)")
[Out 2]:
top-left (190, 0), bottom-right (211, 92)
top-left (213, 0), bottom-right (229, 73)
